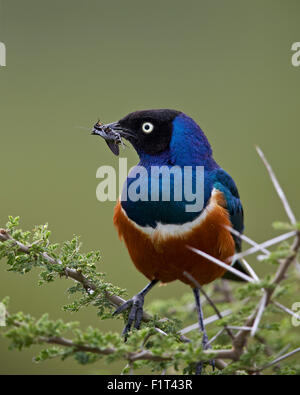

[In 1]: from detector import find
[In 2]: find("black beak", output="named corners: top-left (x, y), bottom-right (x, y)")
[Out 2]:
top-left (92, 121), bottom-right (124, 156)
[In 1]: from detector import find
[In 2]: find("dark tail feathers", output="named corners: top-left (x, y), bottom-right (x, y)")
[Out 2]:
top-left (222, 260), bottom-right (248, 282)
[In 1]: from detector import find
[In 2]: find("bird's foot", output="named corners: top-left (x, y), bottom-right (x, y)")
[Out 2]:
top-left (195, 333), bottom-right (215, 375)
top-left (113, 293), bottom-right (145, 338)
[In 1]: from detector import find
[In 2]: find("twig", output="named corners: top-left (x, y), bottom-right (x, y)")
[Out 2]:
top-left (229, 231), bottom-right (300, 359)
top-left (225, 226), bottom-right (270, 255)
top-left (203, 229), bottom-right (300, 362)
top-left (179, 309), bottom-right (232, 335)
top-left (6, 313), bottom-right (172, 363)
top-left (272, 301), bottom-right (300, 321)
top-left (251, 292), bottom-right (267, 337)
top-left (121, 363), bottom-right (133, 375)
top-left (232, 231), bottom-right (297, 262)
top-left (43, 336), bottom-right (171, 362)
top-left (0, 228), bottom-right (194, 346)
top-left (240, 259), bottom-right (260, 281)
top-left (256, 146), bottom-right (297, 225)
top-left (227, 326), bottom-right (253, 331)
top-left (207, 328), bottom-right (225, 346)
top-left (267, 233), bottom-right (300, 304)
top-left (187, 246), bottom-right (255, 283)
top-left (128, 349), bottom-right (172, 362)
top-left (0, 229), bottom-right (151, 321)
top-left (273, 344), bottom-right (291, 360)
top-left (258, 347), bottom-right (300, 372)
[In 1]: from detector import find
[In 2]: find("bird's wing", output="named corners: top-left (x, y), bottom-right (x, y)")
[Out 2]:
top-left (212, 168), bottom-right (247, 281)
top-left (213, 168), bottom-right (244, 250)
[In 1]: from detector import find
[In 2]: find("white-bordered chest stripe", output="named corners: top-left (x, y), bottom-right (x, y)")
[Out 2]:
top-left (119, 188), bottom-right (225, 241)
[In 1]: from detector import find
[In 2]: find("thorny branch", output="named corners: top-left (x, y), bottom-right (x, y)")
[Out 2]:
top-left (0, 228), bottom-right (135, 319)
top-left (6, 313), bottom-right (172, 363)
top-left (188, 147), bottom-right (300, 369)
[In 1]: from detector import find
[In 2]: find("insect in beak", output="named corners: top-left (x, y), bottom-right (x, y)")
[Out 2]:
top-left (91, 121), bottom-right (124, 156)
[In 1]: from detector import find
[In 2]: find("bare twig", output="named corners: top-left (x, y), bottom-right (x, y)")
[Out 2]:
top-left (179, 309), bottom-right (232, 335)
top-left (240, 259), bottom-right (260, 282)
top-left (207, 328), bottom-right (225, 346)
top-left (232, 231), bottom-right (297, 262)
top-left (258, 347), bottom-right (300, 372)
top-left (273, 344), bottom-right (291, 360)
top-left (256, 146), bottom-right (297, 225)
top-left (272, 301), bottom-right (300, 321)
top-left (251, 292), bottom-right (267, 337)
top-left (187, 246), bottom-right (255, 283)
top-left (199, 229), bottom-right (300, 362)
top-left (266, 233), bottom-right (300, 304)
top-left (227, 326), bottom-right (253, 331)
top-left (229, 232), bottom-right (300, 355)
top-left (225, 226), bottom-right (270, 255)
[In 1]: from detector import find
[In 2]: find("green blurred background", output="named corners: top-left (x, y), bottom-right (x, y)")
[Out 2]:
top-left (0, 0), bottom-right (299, 374)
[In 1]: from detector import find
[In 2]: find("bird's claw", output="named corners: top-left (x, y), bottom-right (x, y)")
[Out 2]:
top-left (113, 293), bottom-right (145, 338)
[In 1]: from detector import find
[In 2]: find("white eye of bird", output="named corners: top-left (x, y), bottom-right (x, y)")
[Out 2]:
top-left (142, 122), bottom-right (154, 133)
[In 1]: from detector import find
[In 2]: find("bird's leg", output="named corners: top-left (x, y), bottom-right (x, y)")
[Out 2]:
top-left (113, 279), bottom-right (158, 338)
top-left (193, 288), bottom-right (215, 375)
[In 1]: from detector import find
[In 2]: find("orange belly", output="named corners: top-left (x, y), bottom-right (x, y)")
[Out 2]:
top-left (113, 190), bottom-right (235, 287)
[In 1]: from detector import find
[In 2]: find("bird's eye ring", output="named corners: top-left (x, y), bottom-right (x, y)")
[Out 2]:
top-left (142, 122), bottom-right (154, 133)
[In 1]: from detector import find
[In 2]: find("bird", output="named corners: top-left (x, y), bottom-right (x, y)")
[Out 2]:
top-left (92, 109), bottom-right (245, 374)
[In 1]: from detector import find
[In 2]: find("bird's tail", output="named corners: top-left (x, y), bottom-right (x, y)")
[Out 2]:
top-left (222, 259), bottom-right (248, 282)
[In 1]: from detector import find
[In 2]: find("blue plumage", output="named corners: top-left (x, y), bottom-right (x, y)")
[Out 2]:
top-left (213, 168), bottom-right (244, 235)
top-left (120, 113), bottom-right (243, 245)
top-left (170, 113), bottom-right (214, 167)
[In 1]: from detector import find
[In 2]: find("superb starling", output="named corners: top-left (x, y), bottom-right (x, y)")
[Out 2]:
top-left (92, 109), bottom-right (245, 373)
